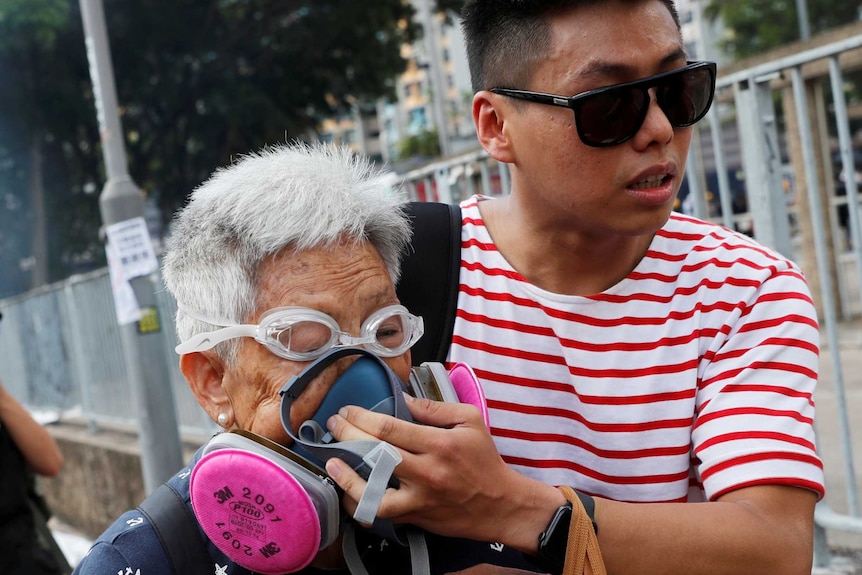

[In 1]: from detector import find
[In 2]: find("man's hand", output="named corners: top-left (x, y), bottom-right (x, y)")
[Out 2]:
top-left (324, 394), bottom-right (565, 553)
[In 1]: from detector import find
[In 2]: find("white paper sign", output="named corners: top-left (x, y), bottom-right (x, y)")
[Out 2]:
top-left (105, 217), bottom-right (159, 280)
top-left (106, 241), bottom-right (142, 325)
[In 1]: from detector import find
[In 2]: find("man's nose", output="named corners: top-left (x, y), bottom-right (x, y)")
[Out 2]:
top-left (635, 87), bottom-right (675, 144)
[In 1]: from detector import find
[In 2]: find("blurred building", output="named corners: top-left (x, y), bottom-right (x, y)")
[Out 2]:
top-left (315, 0), bottom-right (476, 167)
top-left (676, 0), bottom-right (728, 65)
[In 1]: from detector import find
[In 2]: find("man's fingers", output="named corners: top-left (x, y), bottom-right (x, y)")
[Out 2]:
top-left (325, 407), bottom-right (379, 442)
top-left (326, 405), bottom-right (416, 446)
top-left (324, 456), bottom-right (413, 521)
top-left (326, 397), bottom-right (482, 447)
top-left (325, 457), bottom-right (361, 514)
top-left (403, 393), bottom-right (484, 428)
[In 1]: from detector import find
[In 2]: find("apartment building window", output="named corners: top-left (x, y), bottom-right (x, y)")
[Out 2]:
top-left (409, 107), bottom-right (427, 132)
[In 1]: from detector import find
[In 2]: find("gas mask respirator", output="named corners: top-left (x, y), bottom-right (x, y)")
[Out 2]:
top-left (189, 347), bottom-right (489, 574)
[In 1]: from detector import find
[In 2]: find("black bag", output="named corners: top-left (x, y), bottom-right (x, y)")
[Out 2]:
top-left (396, 201), bottom-right (462, 364)
top-left (26, 476), bottom-right (73, 575)
top-left (0, 422), bottom-right (71, 575)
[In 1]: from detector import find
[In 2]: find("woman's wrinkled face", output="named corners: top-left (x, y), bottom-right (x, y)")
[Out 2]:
top-left (220, 241), bottom-right (411, 446)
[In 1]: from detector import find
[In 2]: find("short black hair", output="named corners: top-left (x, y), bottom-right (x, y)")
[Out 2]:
top-left (461, 0), bottom-right (681, 92)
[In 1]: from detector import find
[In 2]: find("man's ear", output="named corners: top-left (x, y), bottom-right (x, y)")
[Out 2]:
top-left (473, 91), bottom-right (516, 164)
top-left (180, 352), bottom-right (231, 424)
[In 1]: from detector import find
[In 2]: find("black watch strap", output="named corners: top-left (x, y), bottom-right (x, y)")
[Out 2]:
top-left (533, 490), bottom-right (598, 575)
top-left (574, 490), bottom-right (598, 534)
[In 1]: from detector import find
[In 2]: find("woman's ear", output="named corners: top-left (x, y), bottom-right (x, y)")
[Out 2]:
top-left (181, 352), bottom-right (231, 425)
top-left (473, 91), bottom-right (516, 164)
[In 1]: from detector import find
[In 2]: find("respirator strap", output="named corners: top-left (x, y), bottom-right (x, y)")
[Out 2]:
top-left (407, 528), bottom-right (431, 575)
top-left (295, 434), bottom-right (408, 544)
top-left (342, 522), bottom-right (431, 575)
top-left (354, 442), bottom-right (402, 525)
top-left (342, 523), bottom-right (368, 575)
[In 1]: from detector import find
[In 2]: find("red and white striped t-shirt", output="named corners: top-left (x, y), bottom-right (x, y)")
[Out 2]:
top-left (448, 195), bottom-right (824, 503)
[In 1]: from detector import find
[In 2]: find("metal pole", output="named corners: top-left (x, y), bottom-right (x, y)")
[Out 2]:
top-left (734, 75), bottom-right (794, 257)
top-left (707, 106), bottom-right (734, 230)
top-left (828, 56), bottom-right (862, 315)
top-left (795, 0), bottom-right (811, 41)
top-left (685, 139), bottom-right (709, 220)
top-left (79, 0), bottom-right (184, 494)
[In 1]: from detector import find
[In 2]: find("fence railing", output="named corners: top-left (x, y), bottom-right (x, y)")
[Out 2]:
top-left (0, 268), bottom-right (215, 439)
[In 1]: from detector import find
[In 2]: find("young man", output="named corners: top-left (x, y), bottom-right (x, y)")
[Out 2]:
top-left (325, 1), bottom-right (824, 574)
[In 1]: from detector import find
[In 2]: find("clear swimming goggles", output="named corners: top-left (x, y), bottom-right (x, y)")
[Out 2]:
top-left (175, 304), bottom-right (424, 361)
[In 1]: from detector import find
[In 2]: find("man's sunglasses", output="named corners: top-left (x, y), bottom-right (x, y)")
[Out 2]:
top-left (491, 61), bottom-right (717, 148)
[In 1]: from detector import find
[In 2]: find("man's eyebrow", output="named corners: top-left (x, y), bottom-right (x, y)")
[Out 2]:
top-left (574, 49), bottom-right (689, 82)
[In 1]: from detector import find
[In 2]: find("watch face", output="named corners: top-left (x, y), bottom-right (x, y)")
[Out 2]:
top-left (538, 503), bottom-right (573, 573)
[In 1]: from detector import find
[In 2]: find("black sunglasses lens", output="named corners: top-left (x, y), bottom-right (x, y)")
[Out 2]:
top-left (576, 87), bottom-right (648, 146)
top-left (658, 67), bottom-right (714, 127)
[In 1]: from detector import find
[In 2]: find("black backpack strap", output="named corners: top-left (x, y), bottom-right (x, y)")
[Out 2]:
top-left (397, 201), bottom-right (462, 365)
top-left (137, 482), bottom-right (211, 575)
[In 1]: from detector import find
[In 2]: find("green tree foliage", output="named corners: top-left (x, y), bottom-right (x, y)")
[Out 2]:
top-left (104, 0), bottom-right (419, 220)
top-left (0, 0), bottom-right (102, 295)
top-left (0, 0), bottom-right (448, 297)
top-left (397, 128), bottom-right (441, 160)
top-left (706, 0), bottom-right (862, 59)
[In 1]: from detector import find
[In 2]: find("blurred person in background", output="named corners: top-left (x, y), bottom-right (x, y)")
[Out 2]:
top-left (0, 366), bottom-right (69, 575)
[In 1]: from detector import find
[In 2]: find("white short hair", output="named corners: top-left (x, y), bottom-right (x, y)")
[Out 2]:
top-left (162, 142), bottom-right (412, 363)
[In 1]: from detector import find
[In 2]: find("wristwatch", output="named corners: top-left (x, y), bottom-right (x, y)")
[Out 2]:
top-left (535, 491), bottom-right (598, 574)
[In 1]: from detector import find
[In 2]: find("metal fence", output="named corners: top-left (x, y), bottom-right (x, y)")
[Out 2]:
top-left (0, 267), bottom-right (215, 438)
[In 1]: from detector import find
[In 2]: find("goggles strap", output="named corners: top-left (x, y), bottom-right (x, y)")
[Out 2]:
top-left (176, 302), bottom-right (236, 327)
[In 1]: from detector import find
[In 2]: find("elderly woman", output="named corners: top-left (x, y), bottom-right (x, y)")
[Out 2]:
top-left (74, 143), bottom-right (540, 575)
top-left (72, 143), bottom-right (420, 575)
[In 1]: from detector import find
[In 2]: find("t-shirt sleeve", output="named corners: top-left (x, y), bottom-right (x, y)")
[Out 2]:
top-left (692, 263), bottom-right (824, 500)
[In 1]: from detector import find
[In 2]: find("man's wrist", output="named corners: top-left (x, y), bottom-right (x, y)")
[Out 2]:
top-left (533, 489), bottom-right (598, 574)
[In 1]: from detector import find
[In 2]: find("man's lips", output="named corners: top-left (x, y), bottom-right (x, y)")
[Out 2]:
top-left (625, 172), bottom-right (676, 206)
top-left (629, 172), bottom-right (670, 190)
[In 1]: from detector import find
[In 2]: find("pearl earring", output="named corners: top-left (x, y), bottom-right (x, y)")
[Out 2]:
top-left (217, 413), bottom-right (229, 427)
